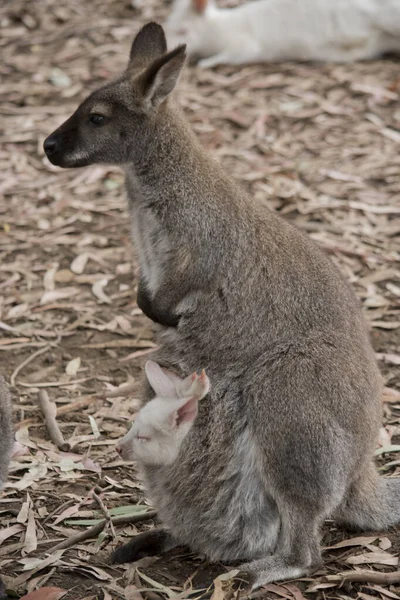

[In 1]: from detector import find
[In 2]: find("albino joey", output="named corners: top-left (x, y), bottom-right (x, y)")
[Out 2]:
top-left (116, 361), bottom-right (210, 466)
top-left (44, 23), bottom-right (396, 589)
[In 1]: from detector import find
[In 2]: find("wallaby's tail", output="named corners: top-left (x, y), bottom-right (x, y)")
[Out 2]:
top-left (335, 462), bottom-right (400, 531)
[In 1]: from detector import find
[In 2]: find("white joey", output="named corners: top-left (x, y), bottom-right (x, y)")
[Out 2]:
top-left (116, 361), bottom-right (210, 466)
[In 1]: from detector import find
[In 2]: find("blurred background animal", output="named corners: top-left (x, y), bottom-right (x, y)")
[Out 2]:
top-left (165, 0), bottom-right (400, 67)
top-left (0, 377), bottom-right (14, 600)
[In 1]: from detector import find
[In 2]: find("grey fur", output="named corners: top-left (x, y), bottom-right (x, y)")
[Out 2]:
top-left (43, 22), bottom-right (398, 587)
top-left (0, 377), bottom-right (12, 492)
top-left (0, 376), bottom-right (13, 599)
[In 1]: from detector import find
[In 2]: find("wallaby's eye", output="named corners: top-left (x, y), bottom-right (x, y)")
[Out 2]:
top-left (89, 114), bottom-right (107, 126)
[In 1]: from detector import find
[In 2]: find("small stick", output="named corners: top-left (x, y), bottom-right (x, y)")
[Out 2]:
top-left (104, 381), bottom-right (137, 399)
top-left (36, 390), bottom-right (70, 451)
top-left (10, 344), bottom-right (51, 386)
top-left (16, 396), bottom-right (98, 430)
top-left (43, 498), bottom-right (77, 525)
top-left (47, 510), bottom-right (157, 553)
top-left (329, 570), bottom-right (400, 585)
top-left (93, 491), bottom-right (116, 538)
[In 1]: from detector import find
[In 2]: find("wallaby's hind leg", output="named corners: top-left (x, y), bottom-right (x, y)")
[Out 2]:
top-left (240, 506), bottom-right (324, 589)
top-left (335, 463), bottom-right (400, 531)
top-left (112, 528), bottom-right (178, 564)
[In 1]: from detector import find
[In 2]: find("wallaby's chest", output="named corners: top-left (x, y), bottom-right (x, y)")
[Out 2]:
top-left (130, 204), bottom-right (171, 297)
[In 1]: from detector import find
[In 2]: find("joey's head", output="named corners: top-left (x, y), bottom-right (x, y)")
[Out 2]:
top-left (165, 0), bottom-right (213, 58)
top-left (116, 361), bottom-right (210, 466)
top-left (43, 22), bottom-right (186, 169)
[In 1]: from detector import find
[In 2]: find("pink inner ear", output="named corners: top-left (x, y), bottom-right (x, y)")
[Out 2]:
top-left (176, 397), bottom-right (198, 426)
top-left (193, 0), bottom-right (207, 14)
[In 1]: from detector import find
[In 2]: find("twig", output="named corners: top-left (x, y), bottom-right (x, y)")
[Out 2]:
top-left (120, 347), bottom-right (158, 363)
top-left (10, 344), bottom-right (52, 386)
top-left (43, 498), bottom-right (77, 525)
top-left (16, 395), bottom-right (98, 430)
top-left (47, 510), bottom-right (157, 553)
top-left (93, 491), bottom-right (116, 538)
top-left (36, 389), bottom-right (70, 451)
top-left (104, 381), bottom-right (137, 398)
top-left (19, 377), bottom-right (92, 388)
top-left (327, 570), bottom-right (400, 585)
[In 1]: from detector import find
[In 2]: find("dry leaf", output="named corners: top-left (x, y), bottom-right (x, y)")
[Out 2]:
top-left (40, 287), bottom-right (79, 305)
top-left (19, 587), bottom-right (67, 600)
top-left (23, 507), bottom-right (38, 555)
top-left (92, 278), bottom-right (111, 304)
top-left (70, 253), bottom-right (89, 274)
top-left (346, 551), bottom-right (398, 566)
top-left (65, 357), bottom-right (81, 376)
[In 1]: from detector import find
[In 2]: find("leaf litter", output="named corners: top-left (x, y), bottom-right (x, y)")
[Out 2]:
top-left (1, 0), bottom-right (400, 598)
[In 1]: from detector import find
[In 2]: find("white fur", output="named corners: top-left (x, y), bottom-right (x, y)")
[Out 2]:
top-left (116, 362), bottom-right (210, 466)
top-left (165, 0), bottom-right (400, 66)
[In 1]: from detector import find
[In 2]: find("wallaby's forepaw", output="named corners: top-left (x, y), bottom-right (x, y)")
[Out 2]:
top-left (187, 369), bottom-right (210, 399)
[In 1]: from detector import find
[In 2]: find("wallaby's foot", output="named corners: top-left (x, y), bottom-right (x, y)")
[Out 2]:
top-left (112, 529), bottom-right (178, 564)
top-left (335, 463), bottom-right (400, 531)
top-left (241, 504), bottom-right (324, 589)
top-left (240, 557), bottom-right (311, 590)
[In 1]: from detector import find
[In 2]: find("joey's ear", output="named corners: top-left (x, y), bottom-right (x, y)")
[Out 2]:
top-left (169, 397), bottom-right (199, 428)
top-left (192, 0), bottom-right (208, 14)
top-left (145, 361), bottom-right (177, 397)
top-left (129, 22), bottom-right (167, 69)
top-left (139, 44), bottom-right (186, 107)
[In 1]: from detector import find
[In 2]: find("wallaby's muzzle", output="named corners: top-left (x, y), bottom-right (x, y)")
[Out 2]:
top-left (43, 112), bottom-right (91, 168)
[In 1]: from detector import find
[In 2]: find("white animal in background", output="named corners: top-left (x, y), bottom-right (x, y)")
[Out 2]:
top-left (116, 361), bottom-right (210, 466)
top-left (165, 0), bottom-right (400, 67)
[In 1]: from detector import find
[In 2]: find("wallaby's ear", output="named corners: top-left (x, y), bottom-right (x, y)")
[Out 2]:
top-left (192, 0), bottom-right (208, 14)
top-left (169, 397), bottom-right (199, 428)
top-left (129, 22), bottom-right (167, 69)
top-left (139, 44), bottom-right (186, 107)
top-left (145, 361), bottom-right (177, 397)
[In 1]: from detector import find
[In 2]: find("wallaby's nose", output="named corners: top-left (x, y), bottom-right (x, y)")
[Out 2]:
top-left (116, 444), bottom-right (122, 455)
top-left (43, 136), bottom-right (58, 157)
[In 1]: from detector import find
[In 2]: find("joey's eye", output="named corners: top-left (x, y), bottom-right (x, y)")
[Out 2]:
top-left (89, 114), bottom-right (107, 126)
top-left (136, 434), bottom-right (150, 442)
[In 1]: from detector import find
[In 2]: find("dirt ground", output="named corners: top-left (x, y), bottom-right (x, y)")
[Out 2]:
top-left (1, 0), bottom-right (400, 599)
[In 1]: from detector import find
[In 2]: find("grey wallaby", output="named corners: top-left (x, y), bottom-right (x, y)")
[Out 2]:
top-left (0, 377), bottom-right (14, 600)
top-left (44, 22), bottom-right (399, 588)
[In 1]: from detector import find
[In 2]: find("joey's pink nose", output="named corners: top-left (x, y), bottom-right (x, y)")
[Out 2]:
top-left (116, 445), bottom-right (122, 455)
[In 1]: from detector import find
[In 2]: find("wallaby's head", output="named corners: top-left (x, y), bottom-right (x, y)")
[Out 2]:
top-left (116, 361), bottom-right (210, 466)
top-left (165, 0), bottom-right (213, 57)
top-left (43, 22), bottom-right (186, 169)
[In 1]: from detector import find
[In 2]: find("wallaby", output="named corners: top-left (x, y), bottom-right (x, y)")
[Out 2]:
top-left (0, 377), bottom-right (14, 600)
top-left (116, 361), bottom-right (210, 465)
top-left (165, 0), bottom-right (400, 68)
top-left (43, 22), bottom-right (397, 588)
